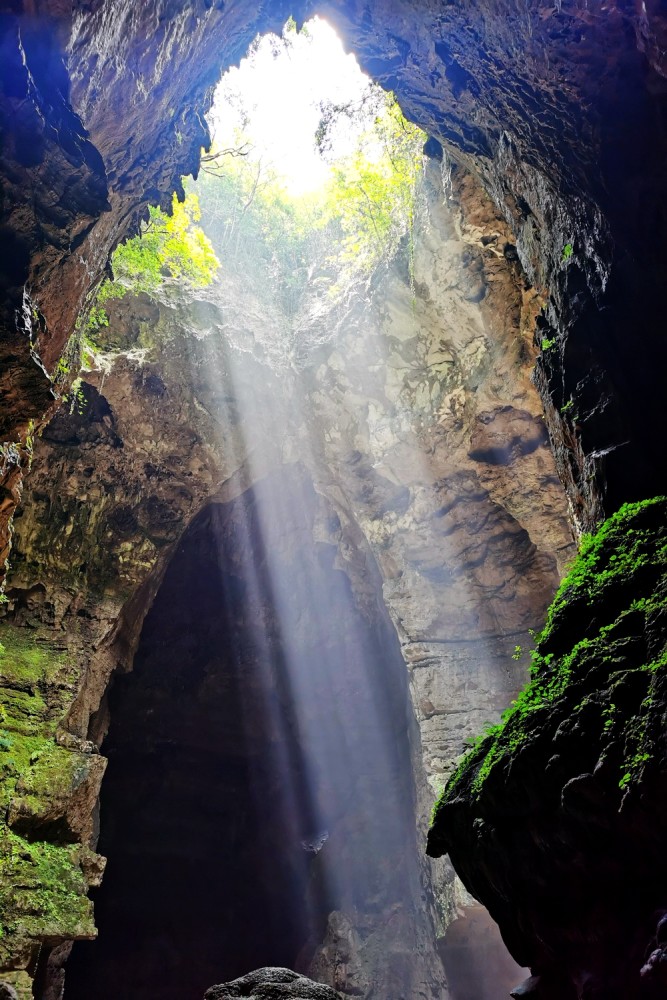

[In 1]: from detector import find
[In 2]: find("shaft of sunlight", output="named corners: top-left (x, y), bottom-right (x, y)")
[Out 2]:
top-left (179, 9), bottom-right (511, 980)
top-left (182, 14), bottom-right (450, 928)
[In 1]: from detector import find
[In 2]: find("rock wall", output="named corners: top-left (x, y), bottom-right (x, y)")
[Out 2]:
top-left (3, 1), bottom-right (665, 992)
top-left (0, 155), bottom-right (572, 994)
top-left (303, 162), bottom-right (574, 807)
top-left (2, 0), bottom-right (666, 582)
top-left (64, 471), bottom-right (443, 1000)
top-left (429, 497), bottom-right (667, 1000)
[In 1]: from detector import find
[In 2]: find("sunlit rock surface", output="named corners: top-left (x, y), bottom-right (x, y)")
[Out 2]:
top-left (63, 470), bottom-right (445, 1000)
top-left (1, 1), bottom-right (666, 996)
top-left (1, 160), bottom-right (571, 995)
top-left (2, 0), bottom-right (667, 583)
top-left (304, 162), bottom-right (574, 805)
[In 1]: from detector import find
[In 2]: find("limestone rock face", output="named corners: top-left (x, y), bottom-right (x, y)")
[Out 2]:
top-left (302, 162), bottom-right (574, 802)
top-left (0, 2), bottom-right (665, 996)
top-left (62, 470), bottom-right (445, 1000)
top-left (0, 156), bottom-right (573, 993)
top-left (204, 968), bottom-right (343, 1000)
top-left (0, 0), bottom-right (298, 594)
top-left (2, 0), bottom-right (666, 579)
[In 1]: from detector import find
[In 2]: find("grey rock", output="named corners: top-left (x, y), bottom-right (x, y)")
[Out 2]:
top-left (204, 968), bottom-right (343, 999)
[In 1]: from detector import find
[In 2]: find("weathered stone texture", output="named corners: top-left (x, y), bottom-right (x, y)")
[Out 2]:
top-left (1, 0), bottom-right (666, 583)
top-left (4, 0), bottom-right (663, 989)
top-left (0, 161), bottom-right (572, 990)
top-left (63, 470), bottom-right (444, 1000)
top-left (429, 497), bottom-right (667, 1000)
top-left (204, 968), bottom-right (343, 1000)
top-left (303, 162), bottom-right (574, 800)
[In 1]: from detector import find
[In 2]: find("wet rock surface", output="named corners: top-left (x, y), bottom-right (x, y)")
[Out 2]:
top-left (2, 0), bottom-right (667, 573)
top-left (64, 470), bottom-right (444, 1000)
top-left (303, 162), bottom-right (574, 803)
top-left (0, 2), bottom-right (666, 996)
top-left (315, 0), bottom-right (667, 529)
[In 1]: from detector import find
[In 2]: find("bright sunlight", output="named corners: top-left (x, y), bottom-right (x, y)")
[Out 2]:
top-left (207, 17), bottom-right (373, 195)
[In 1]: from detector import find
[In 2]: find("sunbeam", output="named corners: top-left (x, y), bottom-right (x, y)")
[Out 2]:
top-left (61, 14), bottom-right (547, 1000)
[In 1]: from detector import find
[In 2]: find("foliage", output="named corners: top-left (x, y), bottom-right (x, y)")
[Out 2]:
top-left (110, 192), bottom-right (219, 297)
top-left (63, 377), bottom-right (87, 416)
top-left (322, 93), bottom-right (424, 286)
top-left (562, 242), bottom-right (574, 261)
top-left (79, 23), bottom-right (422, 362)
top-left (77, 192), bottom-right (219, 344)
top-left (195, 89), bottom-right (424, 320)
top-left (195, 160), bottom-right (327, 319)
top-left (84, 303), bottom-right (110, 334)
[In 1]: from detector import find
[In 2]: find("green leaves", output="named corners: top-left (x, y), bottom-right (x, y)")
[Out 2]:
top-left (195, 90), bottom-right (424, 318)
top-left (110, 193), bottom-right (219, 297)
top-left (320, 93), bottom-right (424, 282)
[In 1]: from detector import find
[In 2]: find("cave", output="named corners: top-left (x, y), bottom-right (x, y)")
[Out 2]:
top-left (63, 466), bottom-right (432, 1000)
top-left (3, 2), bottom-right (667, 1000)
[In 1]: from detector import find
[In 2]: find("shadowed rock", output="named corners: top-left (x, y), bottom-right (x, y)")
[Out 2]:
top-left (204, 968), bottom-right (344, 999)
top-left (428, 496), bottom-right (667, 999)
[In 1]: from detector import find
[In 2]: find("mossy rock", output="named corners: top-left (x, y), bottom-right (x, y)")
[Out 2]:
top-left (430, 496), bottom-right (667, 823)
top-left (0, 628), bottom-right (78, 813)
top-left (0, 629), bottom-right (104, 975)
top-left (427, 497), bottom-right (667, 996)
top-left (0, 831), bottom-right (97, 968)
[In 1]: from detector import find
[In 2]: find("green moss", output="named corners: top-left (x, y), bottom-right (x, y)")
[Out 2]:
top-left (0, 628), bottom-right (95, 969)
top-left (0, 970), bottom-right (33, 1000)
top-left (0, 627), bottom-right (78, 810)
top-left (0, 830), bottom-right (95, 964)
top-left (433, 497), bottom-right (667, 817)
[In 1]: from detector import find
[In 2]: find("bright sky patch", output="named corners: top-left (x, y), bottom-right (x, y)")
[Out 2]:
top-left (208, 18), bottom-right (373, 195)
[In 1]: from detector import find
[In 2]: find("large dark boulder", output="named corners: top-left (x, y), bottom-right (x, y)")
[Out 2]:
top-left (204, 968), bottom-right (343, 1000)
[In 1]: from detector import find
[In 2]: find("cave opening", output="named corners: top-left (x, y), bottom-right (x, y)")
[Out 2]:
top-left (60, 24), bottom-right (440, 997)
top-left (5, 2), bottom-right (667, 998)
top-left (95, 14), bottom-right (426, 369)
top-left (63, 465), bottom-right (429, 1000)
top-left (0, 12), bottom-right (555, 999)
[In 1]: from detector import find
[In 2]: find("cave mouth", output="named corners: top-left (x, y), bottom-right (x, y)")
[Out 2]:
top-left (63, 465), bottom-right (424, 1000)
top-left (95, 14), bottom-right (426, 371)
top-left (205, 16), bottom-right (373, 197)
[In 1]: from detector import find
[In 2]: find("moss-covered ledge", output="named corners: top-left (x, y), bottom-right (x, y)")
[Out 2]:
top-left (428, 497), bottom-right (667, 999)
top-left (0, 628), bottom-right (105, 977)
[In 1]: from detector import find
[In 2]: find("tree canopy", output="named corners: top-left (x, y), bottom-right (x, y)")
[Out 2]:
top-left (86, 19), bottom-right (425, 347)
top-left (109, 193), bottom-right (219, 297)
top-left (195, 84), bottom-right (424, 314)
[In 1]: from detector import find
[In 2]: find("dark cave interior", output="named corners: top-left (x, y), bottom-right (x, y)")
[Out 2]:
top-left (4, 3), bottom-right (667, 997)
top-left (63, 466), bottom-right (424, 1000)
